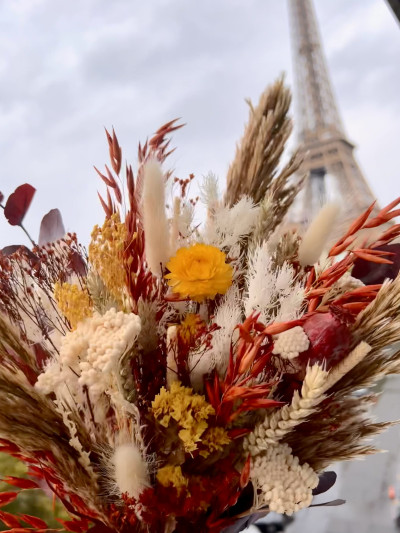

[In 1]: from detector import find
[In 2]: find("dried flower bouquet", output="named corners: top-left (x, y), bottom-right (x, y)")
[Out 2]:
top-left (0, 79), bottom-right (400, 533)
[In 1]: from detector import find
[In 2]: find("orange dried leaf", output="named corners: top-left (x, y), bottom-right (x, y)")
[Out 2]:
top-left (353, 251), bottom-right (393, 264)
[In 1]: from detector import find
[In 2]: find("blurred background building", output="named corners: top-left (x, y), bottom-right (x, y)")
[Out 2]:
top-left (287, 0), bottom-right (378, 236)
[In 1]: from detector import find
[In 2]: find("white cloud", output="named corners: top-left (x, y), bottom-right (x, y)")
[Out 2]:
top-left (0, 0), bottom-right (399, 248)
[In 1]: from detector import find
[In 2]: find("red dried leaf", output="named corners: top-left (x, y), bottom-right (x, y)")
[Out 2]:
top-left (0, 510), bottom-right (21, 528)
top-left (3, 477), bottom-right (40, 490)
top-left (227, 428), bottom-right (251, 439)
top-left (105, 127), bottom-right (122, 176)
top-left (353, 251), bottom-right (393, 264)
top-left (339, 201), bottom-right (376, 241)
top-left (27, 466), bottom-right (45, 479)
top-left (20, 514), bottom-right (48, 528)
top-left (240, 456), bottom-right (251, 489)
top-left (97, 192), bottom-right (111, 217)
top-left (38, 209), bottom-right (65, 246)
top-left (105, 165), bottom-right (122, 203)
top-left (56, 518), bottom-right (89, 532)
top-left (94, 166), bottom-right (114, 187)
top-left (0, 191), bottom-right (4, 203)
top-left (0, 492), bottom-right (18, 507)
top-left (4, 184), bottom-right (36, 226)
top-left (1, 529), bottom-right (46, 533)
top-left (87, 525), bottom-right (116, 533)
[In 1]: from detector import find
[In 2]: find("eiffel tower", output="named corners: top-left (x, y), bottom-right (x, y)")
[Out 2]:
top-left (287, 0), bottom-right (378, 230)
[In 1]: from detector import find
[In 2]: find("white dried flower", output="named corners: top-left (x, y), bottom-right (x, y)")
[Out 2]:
top-left (251, 443), bottom-right (318, 515)
top-left (335, 271), bottom-right (364, 291)
top-left (245, 243), bottom-right (305, 323)
top-left (272, 326), bottom-right (310, 360)
top-left (199, 172), bottom-right (220, 210)
top-left (113, 443), bottom-right (149, 499)
top-left (36, 308), bottom-right (141, 409)
top-left (203, 196), bottom-right (259, 249)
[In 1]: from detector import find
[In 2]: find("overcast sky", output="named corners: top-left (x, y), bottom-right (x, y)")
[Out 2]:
top-left (0, 0), bottom-right (399, 248)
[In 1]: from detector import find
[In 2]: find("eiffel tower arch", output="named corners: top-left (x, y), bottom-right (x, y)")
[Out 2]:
top-left (287, 0), bottom-right (379, 232)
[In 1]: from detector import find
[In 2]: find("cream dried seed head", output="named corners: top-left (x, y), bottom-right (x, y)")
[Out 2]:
top-left (272, 326), bottom-right (310, 360)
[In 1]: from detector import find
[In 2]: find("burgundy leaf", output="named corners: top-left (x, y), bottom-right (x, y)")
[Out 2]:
top-left (1, 246), bottom-right (39, 265)
top-left (68, 251), bottom-right (87, 276)
top-left (0, 191), bottom-right (4, 203)
top-left (352, 243), bottom-right (400, 285)
top-left (38, 208), bottom-right (65, 245)
top-left (2, 245), bottom-right (27, 256)
top-left (88, 525), bottom-right (117, 533)
top-left (220, 511), bottom-right (269, 533)
top-left (33, 343), bottom-right (51, 369)
top-left (4, 184), bottom-right (36, 226)
top-left (313, 471), bottom-right (337, 495)
top-left (310, 498), bottom-right (346, 507)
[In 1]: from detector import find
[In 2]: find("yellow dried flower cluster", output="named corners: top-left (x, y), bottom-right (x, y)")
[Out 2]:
top-left (152, 382), bottom-right (215, 453)
top-left (199, 427), bottom-right (231, 458)
top-left (88, 214), bottom-right (127, 305)
top-left (178, 313), bottom-right (204, 345)
top-left (54, 282), bottom-right (92, 329)
top-left (156, 465), bottom-right (188, 491)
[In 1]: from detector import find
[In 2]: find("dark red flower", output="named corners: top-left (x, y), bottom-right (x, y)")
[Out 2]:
top-left (296, 311), bottom-right (352, 375)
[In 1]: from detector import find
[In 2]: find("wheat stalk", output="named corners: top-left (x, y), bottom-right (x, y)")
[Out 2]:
top-left (321, 342), bottom-right (372, 393)
top-left (244, 365), bottom-right (328, 454)
top-left (225, 77), bottom-right (303, 214)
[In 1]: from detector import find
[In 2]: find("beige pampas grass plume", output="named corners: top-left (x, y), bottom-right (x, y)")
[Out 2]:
top-left (298, 203), bottom-right (340, 266)
top-left (113, 443), bottom-right (149, 499)
top-left (143, 160), bottom-right (170, 276)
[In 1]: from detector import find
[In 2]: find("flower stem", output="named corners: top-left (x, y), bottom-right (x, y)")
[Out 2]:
top-left (20, 223), bottom-right (36, 247)
top-left (0, 203), bottom-right (36, 247)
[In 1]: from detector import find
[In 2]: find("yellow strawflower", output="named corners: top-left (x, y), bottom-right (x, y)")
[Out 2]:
top-left (165, 243), bottom-right (233, 302)
top-left (54, 282), bottom-right (92, 329)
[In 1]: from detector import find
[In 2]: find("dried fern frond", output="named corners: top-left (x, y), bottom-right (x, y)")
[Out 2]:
top-left (225, 77), bottom-right (303, 213)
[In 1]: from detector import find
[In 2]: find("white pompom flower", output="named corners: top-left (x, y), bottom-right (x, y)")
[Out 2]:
top-left (251, 443), bottom-right (318, 515)
top-left (272, 326), bottom-right (310, 360)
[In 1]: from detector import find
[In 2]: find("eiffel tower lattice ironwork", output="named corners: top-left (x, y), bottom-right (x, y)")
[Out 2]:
top-left (287, 0), bottom-right (378, 229)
